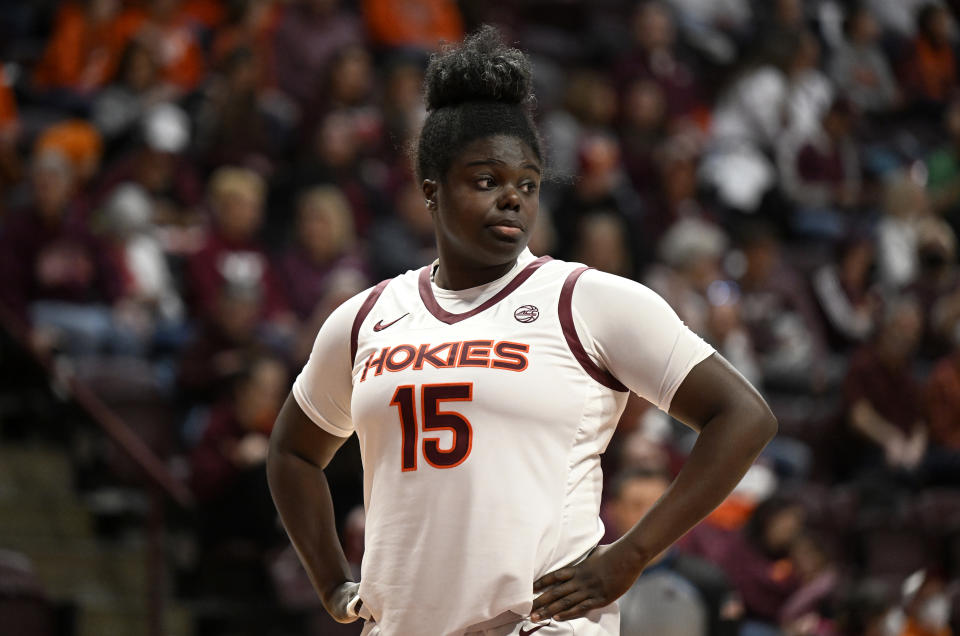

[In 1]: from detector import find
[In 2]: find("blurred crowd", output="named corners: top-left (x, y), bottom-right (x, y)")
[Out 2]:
top-left (0, 0), bottom-right (959, 635)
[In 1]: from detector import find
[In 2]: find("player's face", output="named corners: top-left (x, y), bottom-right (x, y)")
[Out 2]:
top-left (425, 135), bottom-right (541, 276)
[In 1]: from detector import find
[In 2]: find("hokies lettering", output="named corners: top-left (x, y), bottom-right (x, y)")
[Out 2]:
top-left (360, 340), bottom-right (530, 382)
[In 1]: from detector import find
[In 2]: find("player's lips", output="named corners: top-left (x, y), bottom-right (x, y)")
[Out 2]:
top-left (486, 218), bottom-right (525, 240)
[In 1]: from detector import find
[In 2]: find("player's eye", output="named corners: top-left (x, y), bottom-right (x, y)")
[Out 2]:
top-left (520, 181), bottom-right (538, 194)
top-left (476, 177), bottom-right (496, 189)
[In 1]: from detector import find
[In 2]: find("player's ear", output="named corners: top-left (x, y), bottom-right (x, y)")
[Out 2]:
top-left (422, 179), bottom-right (438, 212)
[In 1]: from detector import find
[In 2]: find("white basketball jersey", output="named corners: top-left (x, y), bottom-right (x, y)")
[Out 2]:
top-left (348, 256), bottom-right (628, 636)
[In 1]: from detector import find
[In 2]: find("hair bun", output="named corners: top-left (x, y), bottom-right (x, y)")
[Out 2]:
top-left (424, 25), bottom-right (533, 112)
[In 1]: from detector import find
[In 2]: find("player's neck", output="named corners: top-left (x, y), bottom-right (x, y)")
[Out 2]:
top-left (433, 258), bottom-right (518, 291)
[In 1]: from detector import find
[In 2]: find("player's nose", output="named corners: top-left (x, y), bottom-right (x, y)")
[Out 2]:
top-left (497, 186), bottom-right (521, 212)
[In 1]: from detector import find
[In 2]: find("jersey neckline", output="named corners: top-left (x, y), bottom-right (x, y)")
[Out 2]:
top-left (418, 256), bottom-right (553, 325)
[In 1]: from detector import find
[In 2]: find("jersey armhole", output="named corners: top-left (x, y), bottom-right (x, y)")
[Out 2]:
top-left (349, 278), bottom-right (392, 364)
top-left (558, 267), bottom-right (629, 392)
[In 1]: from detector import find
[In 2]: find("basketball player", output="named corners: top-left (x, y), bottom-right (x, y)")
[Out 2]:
top-left (267, 26), bottom-right (778, 636)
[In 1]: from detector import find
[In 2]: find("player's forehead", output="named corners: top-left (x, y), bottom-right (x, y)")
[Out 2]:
top-left (450, 135), bottom-right (541, 174)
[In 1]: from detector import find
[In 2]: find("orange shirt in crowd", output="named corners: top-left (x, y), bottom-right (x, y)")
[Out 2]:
top-left (910, 37), bottom-right (956, 103)
top-left (33, 1), bottom-right (146, 92)
top-left (209, 0), bottom-right (282, 85)
top-left (363, 0), bottom-right (463, 50)
top-left (924, 352), bottom-right (960, 450)
top-left (900, 617), bottom-right (952, 636)
top-left (182, 0), bottom-right (225, 29)
top-left (138, 9), bottom-right (206, 91)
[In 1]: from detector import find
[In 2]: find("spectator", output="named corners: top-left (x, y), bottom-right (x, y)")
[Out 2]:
top-left (289, 108), bottom-right (388, 236)
top-left (193, 46), bottom-right (289, 171)
top-left (877, 173), bottom-right (929, 290)
top-left (715, 495), bottom-right (805, 633)
top-left (190, 353), bottom-right (287, 549)
top-left (777, 97), bottom-right (861, 239)
top-left (611, 468), bottom-right (742, 636)
top-left (843, 297), bottom-right (927, 480)
top-left (186, 166), bottom-right (290, 322)
top-left (551, 133), bottom-right (644, 267)
top-left (541, 70), bottom-right (619, 180)
top-left (901, 4), bottom-right (957, 111)
top-left (135, 0), bottom-right (206, 92)
top-left (93, 102), bottom-right (204, 244)
top-left (613, 1), bottom-right (703, 121)
top-left (618, 78), bottom-right (668, 195)
top-left (572, 212), bottom-right (635, 278)
top-left (91, 38), bottom-right (177, 145)
top-left (177, 280), bottom-right (269, 407)
top-left (829, 6), bottom-right (900, 115)
top-left (642, 133), bottom-right (713, 247)
top-left (271, 0), bottom-right (364, 107)
top-left (0, 148), bottom-right (134, 355)
top-left (97, 182), bottom-right (184, 327)
top-left (647, 216), bottom-right (727, 335)
top-left (779, 534), bottom-right (843, 636)
top-left (297, 44), bottom-right (382, 155)
top-left (209, 0), bottom-right (282, 74)
top-left (811, 234), bottom-right (880, 352)
top-left (278, 185), bottom-right (367, 323)
top-left (909, 217), bottom-right (960, 359)
top-left (32, 0), bottom-right (145, 95)
top-left (32, 119), bottom-right (104, 186)
top-left (362, 0), bottom-right (463, 52)
top-left (704, 31), bottom-right (831, 212)
top-left (735, 225), bottom-right (829, 390)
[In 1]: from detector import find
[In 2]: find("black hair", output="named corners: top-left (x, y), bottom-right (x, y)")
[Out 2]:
top-left (415, 25), bottom-right (542, 182)
top-left (917, 3), bottom-right (946, 39)
top-left (744, 493), bottom-right (803, 551)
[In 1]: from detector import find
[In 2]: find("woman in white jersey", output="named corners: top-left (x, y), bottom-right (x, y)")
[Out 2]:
top-left (267, 26), bottom-right (778, 636)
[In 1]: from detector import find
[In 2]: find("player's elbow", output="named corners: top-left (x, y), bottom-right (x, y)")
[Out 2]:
top-left (740, 396), bottom-right (779, 452)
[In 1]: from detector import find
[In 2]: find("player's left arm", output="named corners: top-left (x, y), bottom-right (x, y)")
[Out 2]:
top-left (532, 273), bottom-right (777, 623)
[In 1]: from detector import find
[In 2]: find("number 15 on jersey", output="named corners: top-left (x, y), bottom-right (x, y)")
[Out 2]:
top-left (390, 383), bottom-right (474, 471)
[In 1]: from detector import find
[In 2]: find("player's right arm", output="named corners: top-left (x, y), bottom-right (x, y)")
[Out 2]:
top-left (268, 396), bottom-right (357, 622)
top-left (266, 291), bottom-right (367, 623)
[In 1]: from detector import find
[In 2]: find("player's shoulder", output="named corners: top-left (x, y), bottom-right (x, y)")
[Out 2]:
top-left (545, 259), bottom-right (664, 305)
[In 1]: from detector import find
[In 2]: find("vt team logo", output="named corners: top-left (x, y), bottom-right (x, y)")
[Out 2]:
top-left (514, 305), bottom-right (539, 323)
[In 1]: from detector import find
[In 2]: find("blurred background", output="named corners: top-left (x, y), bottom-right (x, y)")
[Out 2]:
top-left (0, 0), bottom-right (959, 635)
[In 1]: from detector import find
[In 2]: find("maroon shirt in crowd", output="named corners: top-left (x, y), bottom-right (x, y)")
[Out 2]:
top-left (277, 247), bottom-right (367, 321)
top-left (186, 231), bottom-right (289, 320)
top-left (613, 51), bottom-right (701, 118)
top-left (0, 208), bottom-right (124, 324)
top-left (843, 345), bottom-right (921, 434)
top-left (796, 142), bottom-right (846, 190)
top-left (189, 402), bottom-right (246, 502)
top-left (715, 533), bottom-right (801, 624)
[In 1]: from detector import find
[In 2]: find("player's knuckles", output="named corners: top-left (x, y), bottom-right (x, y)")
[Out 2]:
top-left (556, 600), bottom-right (596, 621)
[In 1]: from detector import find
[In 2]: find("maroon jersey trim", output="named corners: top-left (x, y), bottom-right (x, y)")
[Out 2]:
top-left (559, 267), bottom-right (629, 392)
top-left (417, 256), bottom-right (553, 325)
top-left (350, 278), bottom-right (392, 363)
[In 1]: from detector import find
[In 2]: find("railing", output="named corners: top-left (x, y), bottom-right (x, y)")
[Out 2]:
top-left (0, 305), bottom-right (194, 636)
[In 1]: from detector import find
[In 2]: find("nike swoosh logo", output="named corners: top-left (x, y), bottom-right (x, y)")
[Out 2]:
top-left (519, 626), bottom-right (545, 636)
top-left (373, 313), bottom-right (409, 332)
